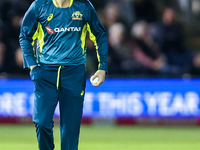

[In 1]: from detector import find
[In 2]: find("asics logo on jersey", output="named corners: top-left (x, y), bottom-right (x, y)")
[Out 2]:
top-left (45, 26), bottom-right (56, 34)
top-left (47, 14), bottom-right (54, 21)
top-left (72, 11), bottom-right (83, 20)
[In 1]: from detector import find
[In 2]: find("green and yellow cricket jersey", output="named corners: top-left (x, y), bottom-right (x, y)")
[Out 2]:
top-left (19, 0), bottom-right (108, 72)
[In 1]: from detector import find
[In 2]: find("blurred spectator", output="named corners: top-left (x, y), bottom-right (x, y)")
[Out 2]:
top-left (0, 0), bottom-right (32, 75)
top-left (190, 52), bottom-right (200, 76)
top-left (0, 17), bottom-right (6, 73)
top-left (108, 22), bottom-right (143, 74)
top-left (131, 21), bottom-right (162, 73)
top-left (0, 41), bottom-right (6, 72)
top-left (104, 3), bottom-right (120, 28)
top-left (108, 23), bottom-right (125, 74)
top-left (130, 21), bottom-right (177, 76)
top-left (2, 13), bottom-right (25, 74)
top-left (117, 0), bottom-right (136, 28)
top-left (104, 3), bottom-right (128, 30)
top-left (15, 47), bottom-right (24, 68)
top-left (105, 0), bottom-right (136, 29)
top-left (96, 9), bottom-right (107, 27)
top-left (150, 8), bottom-right (193, 76)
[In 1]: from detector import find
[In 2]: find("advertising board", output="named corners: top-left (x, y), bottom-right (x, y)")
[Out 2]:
top-left (0, 78), bottom-right (199, 118)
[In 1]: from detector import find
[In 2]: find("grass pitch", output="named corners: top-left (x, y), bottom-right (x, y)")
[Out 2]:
top-left (0, 124), bottom-right (199, 150)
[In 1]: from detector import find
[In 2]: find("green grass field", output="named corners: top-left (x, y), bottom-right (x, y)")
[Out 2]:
top-left (0, 124), bottom-right (200, 150)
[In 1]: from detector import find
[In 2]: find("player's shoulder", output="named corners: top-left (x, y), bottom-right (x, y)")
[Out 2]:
top-left (35, 0), bottom-right (51, 7)
top-left (74, 0), bottom-right (92, 7)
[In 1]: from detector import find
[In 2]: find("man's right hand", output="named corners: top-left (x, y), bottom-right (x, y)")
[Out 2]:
top-left (29, 65), bottom-right (37, 70)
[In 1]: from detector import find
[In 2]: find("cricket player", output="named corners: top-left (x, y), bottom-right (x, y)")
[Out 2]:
top-left (19, 0), bottom-right (108, 149)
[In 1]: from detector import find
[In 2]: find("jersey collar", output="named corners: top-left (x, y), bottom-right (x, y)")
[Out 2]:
top-left (52, 0), bottom-right (73, 8)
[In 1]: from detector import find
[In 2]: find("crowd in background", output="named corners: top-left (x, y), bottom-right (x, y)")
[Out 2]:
top-left (0, 0), bottom-right (33, 77)
top-left (0, 0), bottom-right (200, 78)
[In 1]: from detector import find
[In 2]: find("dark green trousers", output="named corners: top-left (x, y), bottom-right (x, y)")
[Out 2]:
top-left (30, 64), bottom-right (86, 150)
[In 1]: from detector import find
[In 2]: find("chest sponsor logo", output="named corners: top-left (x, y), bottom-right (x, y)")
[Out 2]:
top-left (45, 26), bottom-right (56, 34)
top-left (72, 11), bottom-right (83, 20)
top-left (45, 26), bottom-right (81, 34)
top-left (47, 14), bottom-right (54, 21)
top-left (54, 27), bottom-right (81, 32)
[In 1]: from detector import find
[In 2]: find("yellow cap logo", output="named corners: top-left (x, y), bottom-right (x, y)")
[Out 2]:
top-left (47, 14), bottom-right (54, 21)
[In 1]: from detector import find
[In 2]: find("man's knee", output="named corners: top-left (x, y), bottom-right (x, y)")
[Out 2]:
top-left (34, 119), bottom-right (54, 131)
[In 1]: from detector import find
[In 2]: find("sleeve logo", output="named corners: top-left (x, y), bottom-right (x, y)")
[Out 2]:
top-left (47, 14), bottom-right (54, 21)
top-left (72, 11), bottom-right (83, 20)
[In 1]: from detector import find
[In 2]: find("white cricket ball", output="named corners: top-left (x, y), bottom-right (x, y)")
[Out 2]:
top-left (90, 77), bottom-right (99, 84)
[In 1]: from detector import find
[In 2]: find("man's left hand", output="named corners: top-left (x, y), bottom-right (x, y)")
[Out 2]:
top-left (90, 70), bottom-right (106, 87)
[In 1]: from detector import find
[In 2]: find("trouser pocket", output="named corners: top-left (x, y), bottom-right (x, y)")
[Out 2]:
top-left (30, 66), bottom-right (41, 81)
